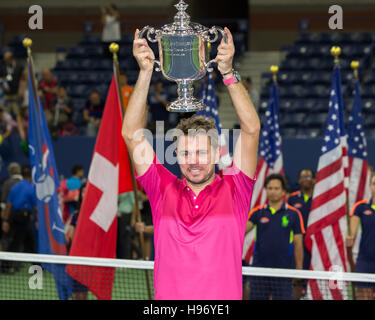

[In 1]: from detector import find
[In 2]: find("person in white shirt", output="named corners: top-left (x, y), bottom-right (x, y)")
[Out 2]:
top-left (101, 4), bottom-right (121, 59)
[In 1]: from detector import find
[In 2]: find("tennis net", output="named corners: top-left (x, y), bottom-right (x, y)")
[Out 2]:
top-left (0, 251), bottom-right (374, 300)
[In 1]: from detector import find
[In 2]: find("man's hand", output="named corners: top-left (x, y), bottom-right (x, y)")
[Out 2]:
top-left (2, 221), bottom-right (9, 233)
top-left (135, 222), bottom-right (145, 233)
top-left (133, 29), bottom-right (155, 73)
top-left (345, 234), bottom-right (355, 247)
top-left (214, 27), bottom-right (235, 76)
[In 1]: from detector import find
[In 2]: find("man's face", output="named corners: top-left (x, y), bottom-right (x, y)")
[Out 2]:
top-left (90, 92), bottom-right (100, 105)
top-left (370, 175), bottom-right (375, 197)
top-left (3, 52), bottom-right (13, 66)
top-left (119, 74), bottom-right (128, 87)
top-left (177, 134), bottom-right (219, 186)
top-left (42, 69), bottom-right (52, 82)
top-left (58, 87), bottom-right (66, 98)
top-left (265, 179), bottom-right (285, 203)
top-left (76, 169), bottom-right (85, 179)
top-left (298, 169), bottom-right (315, 190)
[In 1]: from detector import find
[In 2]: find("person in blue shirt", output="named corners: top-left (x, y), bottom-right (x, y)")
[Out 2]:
top-left (1, 165), bottom-right (37, 272)
top-left (346, 173), bottom-right (375, 300)
top-left (287, 168), bottom-right (316, 298)
top-left (245, 173), bottom-right (305, 300)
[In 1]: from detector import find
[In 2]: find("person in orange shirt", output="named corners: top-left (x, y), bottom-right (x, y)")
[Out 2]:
top-left (119, 70), bottom-right (133, 113)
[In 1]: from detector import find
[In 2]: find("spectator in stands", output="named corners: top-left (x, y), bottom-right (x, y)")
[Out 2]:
top-left (2, 165), bottom-right (37, 269)
top-left (0, 77), bottom-right (9, 108)
top-left (83, 90), bottom-right (105, 136)
top-left (346, 173), bottom-right (375, 300)
top-left (245, 173), bottom-right (304, 300)
top-left (242, 77), bottom-right (259, 111)
top-left (39, 68), bottom-right (58, 112)
top-left (148, 80), bottom-right (171, 128)
top-left (119, 70), bottom-right (133, 113)
top-left (49, 85), bottom-right (74, 136)
top-left (0, 163), bottom-right (22, 254)
top-left (287, 168), bottom-right (316, 299)
top-left (17, 69), bottom-right (28, 109)
top-left (134, 214), bottom-right (155, 261)
top-left (0, 104), bottom-right (16, 147)
top-left (59, 164), bottom-right (85, 224)
top-left (65, 182), bottom-right (88, 300)
top-left (0, 51), bottom-right (24, 118)
top-left (17, 106), bottom-right (29, 155)
top-left (101, 4), bottom-right (121, 59)
top-left (133, 190), bottom-right (153, 260)
top-left (117, 191), bottom-right (136, 259)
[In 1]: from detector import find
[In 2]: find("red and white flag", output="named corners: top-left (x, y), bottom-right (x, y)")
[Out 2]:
top-left (305, 66), bottom-right (350, 300)
top-left (66, 71), bottom-right (133, 300)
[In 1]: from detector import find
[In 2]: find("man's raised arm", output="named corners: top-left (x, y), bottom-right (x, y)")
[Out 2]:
top-left (215, 28), bottom-right (260, 179)
top-left (122, 29), bottom-right (155, 176)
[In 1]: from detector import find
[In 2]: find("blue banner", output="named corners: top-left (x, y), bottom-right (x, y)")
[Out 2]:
top-left (28, 65), bottom-right (73, 300)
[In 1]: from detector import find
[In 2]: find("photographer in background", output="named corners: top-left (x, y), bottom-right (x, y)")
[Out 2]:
top-left (101, 4), bottom-right (121, 59)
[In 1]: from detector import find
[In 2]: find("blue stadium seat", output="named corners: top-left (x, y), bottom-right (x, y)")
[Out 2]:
top-left (278, 71), bottom-right (301, 84)
top-left (314, 99), bottom-right (329, 112)
top-left (308, 84), bottom-right (330, 98)
top-left (280, 112), bottom-right (306, 128)
top-left (67, 47), bottom-right (86, 59)
top-left (365, 128), bottom-right (375, 138)
top-left (294, 99), bottom-right (315, 113)
top-left (80, 34), bottom-right (101, 45)
top-left (119, 45), bottom-right (132, 58)
top-left (94, 60), bottom-right (112, 70)
top-left (85, 46), bottom-right (103, 57)
top-left (297, 128), bottom-right (322, 138)
top-left (304, 112), bottom-right (327, 128)
top-left (67, 84), bottom-right (89, 98)
top-left (362, 85), bottom-right (375, 98)
top-left (305, 57), bottom-right (331, 70)
top-left (362, 99), bottom-right (375, 113)
top-left (281, 127), bottom-right (298, 137)
top-left (296, 33), bottom-right (320, 44)
top-left (364, 114), bottom-right (375, 128)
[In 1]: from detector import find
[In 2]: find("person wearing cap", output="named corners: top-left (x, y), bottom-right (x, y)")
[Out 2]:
top-left (246, 173), bottom-right (305, 300)
top-left (346, 173), bottom-right (375, 300)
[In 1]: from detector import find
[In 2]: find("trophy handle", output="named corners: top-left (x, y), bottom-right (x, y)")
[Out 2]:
top-left (139, 26), bottom-right (162, 72)
top-left (204, 26), bottom-right (228, 72)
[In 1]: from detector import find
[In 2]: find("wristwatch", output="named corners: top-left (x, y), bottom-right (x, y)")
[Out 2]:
top-left (223, 70), bottom-right (241, 86)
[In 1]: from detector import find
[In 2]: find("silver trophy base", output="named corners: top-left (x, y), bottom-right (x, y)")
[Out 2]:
top-left (166, 98), bottom-right (205, 112)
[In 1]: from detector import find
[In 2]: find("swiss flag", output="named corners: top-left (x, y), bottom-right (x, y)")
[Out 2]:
top-left (66, 72), bottom-right (133, 299)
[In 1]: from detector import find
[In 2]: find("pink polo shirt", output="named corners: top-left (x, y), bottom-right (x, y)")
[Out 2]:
top-left (136, 155), bottom-right (256, 300)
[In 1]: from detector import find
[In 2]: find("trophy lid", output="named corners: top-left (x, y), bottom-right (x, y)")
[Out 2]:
top-left (161, 0), bottom-right (207, 36)
top-left (173, 0), bottom-right (190, 29)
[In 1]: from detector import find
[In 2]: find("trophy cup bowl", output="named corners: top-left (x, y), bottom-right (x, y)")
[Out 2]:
top-left (139, 0), bottom-right (226, 112)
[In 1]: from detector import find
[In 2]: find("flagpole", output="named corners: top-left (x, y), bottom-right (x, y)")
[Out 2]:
top-left (345, 59), bottom-right (361, 300)
top-left (109, 43), bottom-right (152, 299)
top-left (270, 65), bottom-right (278, 83)
top-left (331, 46), bottom-right (356, 299)
top-left (23, 38), bottom-right (41, 114)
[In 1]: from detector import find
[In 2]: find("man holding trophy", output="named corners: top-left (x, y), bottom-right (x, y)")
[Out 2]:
top-left (123, 1), bottom-right (260, 300)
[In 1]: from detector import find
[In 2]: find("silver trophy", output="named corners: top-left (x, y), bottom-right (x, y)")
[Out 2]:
top-left (140, 0), bottom-right (226, 112)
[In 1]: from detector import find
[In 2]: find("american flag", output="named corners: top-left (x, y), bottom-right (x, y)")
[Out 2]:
top-left (243, 80), bottom-right (284, 264)
top-left (305, 65), bottom-right (350, 300)
top-left (197, 71), bottom-right (231, 170)
top-left (347, 79), bottom-right (371, 262)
